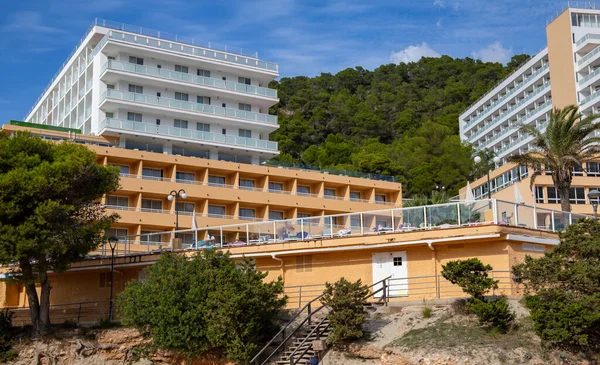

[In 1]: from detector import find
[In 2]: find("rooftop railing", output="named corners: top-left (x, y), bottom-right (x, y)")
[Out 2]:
top-left (100, 90), bottom-right (278, 125)
top-left (93, 199), bottom-right (591, 257)
top-left (263, 160), bottom-right (399, 182)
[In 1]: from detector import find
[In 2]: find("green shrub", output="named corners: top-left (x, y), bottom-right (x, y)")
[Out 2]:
top-left (441, 258), bottom-right (498, 299)
top-left (468, 297), bottom-right (515, 333)
top-left (513, 219), bottom-right (600, 351)
top-left (0, 309), bottom-right (16, 361)
top-left (117, 250), bottom-right (287, 362)
top-left (321, 278), bottom-right (369, 345)
top-left (421, 299), bottom-right (433, 318)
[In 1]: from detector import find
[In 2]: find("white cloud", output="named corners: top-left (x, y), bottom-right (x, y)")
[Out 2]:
top-left (434, 0), bottom-right (445, 8)
top-left (1, 11), bottom-right (63, 33)
top-left (436, 19), bottom-right (442, 29)
top-left (471, 41), bottom-right (512, 64)
top-left (390, 42), bottom-right (441, 64)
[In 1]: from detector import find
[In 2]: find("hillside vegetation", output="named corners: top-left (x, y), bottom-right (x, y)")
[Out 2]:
top-left (269, 55), bottom-right (530, 196)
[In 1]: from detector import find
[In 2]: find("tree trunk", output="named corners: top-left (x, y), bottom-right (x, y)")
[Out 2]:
top-left (39, 272), bottom-right (52, 333)
top-left (24, 281), bottom-right (41, 334)
top-left (558, 186), bottom-right (571, 230)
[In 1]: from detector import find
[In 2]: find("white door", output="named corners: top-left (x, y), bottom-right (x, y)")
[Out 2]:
top-left (372, 251), bottom-right (408, 298)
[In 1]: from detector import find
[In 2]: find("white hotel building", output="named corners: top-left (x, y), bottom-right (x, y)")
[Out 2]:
top-left (460, 3), bottom-right (600, 201)
top-left (24, 19), bottom-right (280, 165)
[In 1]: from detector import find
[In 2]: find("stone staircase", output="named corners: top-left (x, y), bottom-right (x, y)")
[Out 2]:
top-left (274, 319), bottom-right (330, 365)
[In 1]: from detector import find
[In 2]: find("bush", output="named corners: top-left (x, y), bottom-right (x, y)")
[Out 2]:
top-left (321, 278), bottom-right (369, 345)
top-left (441, 258), bottom-right (498, 299)
top-left (451, 298), bottom-right (471, 315)
top-left (0, 309), bottom-right (16, 361)
top-left (513, 219), bottom-right (600, 351)
top-left (421, 299), bottom-right (433, 318)
top-left (117, 250), bottom-right (287, 362)
top-left (468, 297), bottom-right (515, 333)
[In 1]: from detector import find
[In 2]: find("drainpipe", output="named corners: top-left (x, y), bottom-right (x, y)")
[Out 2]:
top-left (426, 241), bottom-right (435, 251)
top-left (271, 254), bottom-right (285, 282)
top-left (426, 241), bottom-right (441, 299)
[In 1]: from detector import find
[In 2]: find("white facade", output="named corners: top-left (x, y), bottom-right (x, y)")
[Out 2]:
top-left (24, 19), bottom-right (280, 165)
top-left (459, 50), bottom-right (551, 164)
top-left (460, 5), bottom-right (600, 167)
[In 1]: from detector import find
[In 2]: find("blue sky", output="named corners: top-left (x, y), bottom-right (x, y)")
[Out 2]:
top-left (0, 0), bottom-right (567, 123)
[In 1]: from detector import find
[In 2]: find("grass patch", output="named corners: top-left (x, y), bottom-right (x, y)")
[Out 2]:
top-left (421, 300), bottom-right (433, 318)
top-left (389, 317), bottom-right (537, 352)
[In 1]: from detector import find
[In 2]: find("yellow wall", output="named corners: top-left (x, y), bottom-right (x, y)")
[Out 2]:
top-left (547, 9), bottom-right (578, 109)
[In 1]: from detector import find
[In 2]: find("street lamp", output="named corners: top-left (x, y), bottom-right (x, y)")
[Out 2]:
top-left (107, 235), bottom-right (118, 321)
top-left (588, 189), bottom-right (600, 218)
top-left (474, 152), bottom-right (501, 200)
top-left (168, 189), bottom-right (187, 233)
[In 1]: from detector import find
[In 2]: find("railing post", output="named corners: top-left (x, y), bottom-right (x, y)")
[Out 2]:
top-left (423, 206), bottom-right (428, 228)
top-left (533, 206), bottom-right (538, 229)
top-left (491, 271), bottom-right (496, 297)
top-left (437, 275), bottom-right (441, 299)
top-left (456, 203), bottom-right (461, 226)
top-left (514, 203), bottom-right (519, 226)
top-left (492, 199), bottom-right (498, 224)
top-left (391, 210), bottom-right (395, 231)
top-left (360, 213), bottom-right (364, 235)
top-left (383, 279), bottom-right (388, 306)
top-left (300, 219), bottom-right (304, 239)
top-left (298, 287), bottom-right (302, 308)
top-left (551, 211), bottom-right (555, 231)
top-left (308, 302), bottom-right (312, 326)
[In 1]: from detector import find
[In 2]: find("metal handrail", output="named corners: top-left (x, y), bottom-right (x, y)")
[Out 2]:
top-left (249, 293), bottom-right (326, 365)
top-left (289, 315), bottom-right (330, 365)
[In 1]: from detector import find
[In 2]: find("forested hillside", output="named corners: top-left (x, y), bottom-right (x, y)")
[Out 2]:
top-left (268, 55), bottom-right (530, 197)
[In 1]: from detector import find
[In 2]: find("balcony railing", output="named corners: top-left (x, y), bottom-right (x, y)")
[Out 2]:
top-left (97, 199), bottom-right (593, 257)
top-left (463, 64), bottom-right (549, 131)
top-left (102, 60), bottom-right (278, 99)
top-left (576, 33), bottom-right (600, 47)
top-left (467, 83), bottom-right (550, 142)
top-left (579, 88), bottom-right (600, 106)
top-left (578, 44), bottom-right (600, 66)
top-left (578, 67), bottom-right (600, 86)
top-left (99, 118), bottom-right (278, 152)
top-left (100, 90), bottom-right (278, 125)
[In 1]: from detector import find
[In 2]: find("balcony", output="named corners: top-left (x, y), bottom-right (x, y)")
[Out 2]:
top-left (576, 34), bottom-right (600, 54)
top-left (100, 89), bottom-right (278, 126)
top-left (467, 83), bottom-right (551, 143)
top-left (577, 45), bottom-right (600, 69)
top-left (98, 118), bottom-right (279, 152)
top-left (101, 60), bottom-right (278, 99)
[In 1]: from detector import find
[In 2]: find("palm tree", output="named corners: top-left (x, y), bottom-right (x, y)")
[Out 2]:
top-left (507, 105), bottom-right (600, 212)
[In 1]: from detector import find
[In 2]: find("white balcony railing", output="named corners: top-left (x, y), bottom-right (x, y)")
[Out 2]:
top-left (99, 118), bottom-right (279, 152)
top-left (102, 60), bottom-right (278, 99)
top-left (100, 89), bottom-right (278, 125)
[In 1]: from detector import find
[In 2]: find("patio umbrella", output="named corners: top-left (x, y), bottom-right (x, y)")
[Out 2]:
top-left (514, 184), bottom-right (525, 205)
top-left (465, 181), bottom-right (476, 202)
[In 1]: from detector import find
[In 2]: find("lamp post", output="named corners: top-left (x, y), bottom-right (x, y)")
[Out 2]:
top-left (474, 152), bottom-right (501, 200)
top-left (107, 236), bottom-right (118, 321)
top-left (168, 189), bottom-right (187, 234)
top-left (588, 189), bottom-right (600, 218)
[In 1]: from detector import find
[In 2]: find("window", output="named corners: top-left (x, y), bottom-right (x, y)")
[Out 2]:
top-left (99, 272), bottom-right (112, 288)
top-left (351, 216), bottom-right (361, 228)
top-left (175, 92), bottom-right (189, 101)
top-left (269, 210), bottom-right (284, 220)
top-left (298, 212), bottom-right (312, 218)
top-left (573, 164), bottom-right (584, 176)
top-left (107, 56), bottom-right (115, 60)
top-left (142, 167), bottom-right (163, 180)
top-left (269, 182), bottom-right (284, 192)
top-left (197, 96), bottom-right (211, 104)
top-left (296, 255), bottom-right (312, 273)
top-left (350, 191), bottom-right (361, 201)
top-left (238, 76), bottom-right (251, 85)
top-left (176, 202), bottom-right (195, 213)
top-left (208, 175), bottom-right (226, 186)
top-left (174, 64), bottom-right (188, 73)
top-left (106, 84), bottom-right (115, 90)
top-left (128, 56), bottom-right (143, 65)
top-left (105, 112), bottom-right (114, 118)
top-left (128, 84), bottom-right (143, 93)
top-left (156, 119), bottom-right (161, 125)
top-left (375, 194), bottom-right (387, 203)
top-left (239, 129), bottom-right (252, 138)
top-left (547, 187), bottom-right (560, 204)
top-left (297, 185), bottom-right (311, 196)
top-left (174, 119), bottom-right (188, 129)
top-left (222, 128), bottom-right (227, 135)
top-left (117, 165), bottom-right (129, 175)
top-left (176, 171), bottom-right (195, 182)
top-left (587, 162), bottom-right (600, 176)
top-left (208, 205), bottom-right (226, 217)
top-left (181, 233), bottom-right (195, 245)
top-left (393, 257), bottom-right (403, 266)
top-left (197, 123), bottom-right (210, 132)
top-left (106, 195), bottom-right (129, 207)
top-left (141, 199), bottom-right (162, 211)
top-left (324, 216), bottom-right (337, 226)
top-left (240, 208), bottom-right (256, 219)
top-left (239, 179), bottom-right (255, 190)
top-left (127, 112), bottom-right (142, 122)
top-left (140, 230), bottom-right (161, 244)
top-left (324, 188), bottom-right (336, 199)
top-left (197, 69), bottom-right (210, 77)
top-left (569, 187), bottom-right (586, 204)
top-left (519, 165), bottom-right (528, 179)
top-left (238, 103), bottom-right (251, 111)
top-left (106, 227), bottom-right (128, 240)
top-left (535, 186), bottom-right (545, 204)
